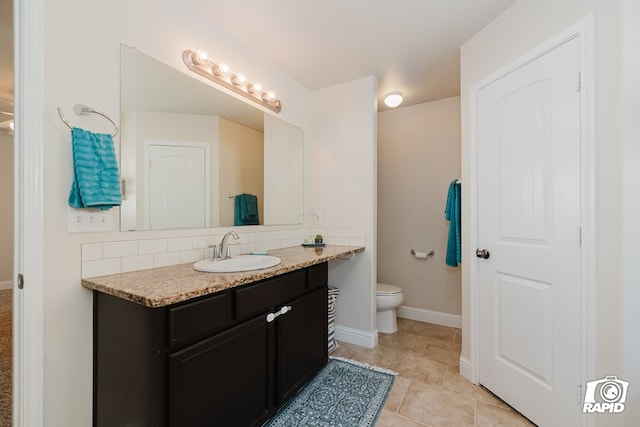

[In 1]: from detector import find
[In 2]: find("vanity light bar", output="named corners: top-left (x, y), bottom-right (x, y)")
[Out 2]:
top-left (182, 49), bottom-right (282, 113)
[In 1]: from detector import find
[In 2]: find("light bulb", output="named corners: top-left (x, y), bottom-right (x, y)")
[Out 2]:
top-left (219, 63), bottom-right (230, 74)
top-left (195, 50), bottom-right (208, 64)
top-left (263, 90), bottom-right (276, 101)
top-left (384, 92), bottom-right (403, 108)
top-left (232, 73), bottom-right (247, 85)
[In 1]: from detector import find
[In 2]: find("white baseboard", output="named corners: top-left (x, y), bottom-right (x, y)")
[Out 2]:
top-left (0, 281), bottom-right (12, 290)
top-left (459, 355), bottom-right (473, 382)
top-left (334, 325), bottom-right (378, 349)
top-left (396, 305), bottom-right (462, 329)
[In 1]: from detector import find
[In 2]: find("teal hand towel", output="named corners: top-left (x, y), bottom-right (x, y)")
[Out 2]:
top-left (445, 180), bottom-right (461, 267)
top-left (234, 193), bottom-right (259, 226)
top-left (69, 127), bottom-right (122, 210)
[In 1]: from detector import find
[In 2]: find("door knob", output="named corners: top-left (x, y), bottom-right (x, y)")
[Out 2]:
top-left (476, 248), bottom-right (490, 259)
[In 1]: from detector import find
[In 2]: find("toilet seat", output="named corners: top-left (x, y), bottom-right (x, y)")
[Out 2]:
top-left (377, 283), bottom-right (402, 296)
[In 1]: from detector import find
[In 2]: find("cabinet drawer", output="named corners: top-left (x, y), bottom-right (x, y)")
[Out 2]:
top-left (307, 262), bottom-right (328, 290)
top-left (236, 270), bottom-right (306, 320)
top-left (168, 292), bottom-right (232, 347)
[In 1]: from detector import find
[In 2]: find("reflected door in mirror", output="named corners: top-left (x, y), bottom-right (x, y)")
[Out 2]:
top-left (146, 141), bottom-right (210, 230)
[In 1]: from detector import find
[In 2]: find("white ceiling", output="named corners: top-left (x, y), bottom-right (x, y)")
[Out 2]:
top-left (0, 0), bottom-right (517, 122)
top-left (185, 0), bottom-right (516, 110)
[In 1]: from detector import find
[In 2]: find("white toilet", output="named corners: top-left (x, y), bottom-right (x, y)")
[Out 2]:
top-left (376, 283), bottom-right (404, 333)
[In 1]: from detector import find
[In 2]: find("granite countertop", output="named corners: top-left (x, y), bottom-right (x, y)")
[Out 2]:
top-left (81, 245), bottom-right (365, 308)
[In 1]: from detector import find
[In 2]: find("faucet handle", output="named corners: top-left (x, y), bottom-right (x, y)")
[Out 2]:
top-left (208, 244), bottom-right (220, 260)
top-left (224, 243), bottom-right (232, 259)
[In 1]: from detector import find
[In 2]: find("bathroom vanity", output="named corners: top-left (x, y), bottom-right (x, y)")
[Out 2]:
top-left (82, 245), bottom-right (363, 427)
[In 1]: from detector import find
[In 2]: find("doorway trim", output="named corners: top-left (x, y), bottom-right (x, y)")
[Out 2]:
top-left (467, 16), bottom-right (596, 419)
top-left (14, 0), bottom-right (45, 425)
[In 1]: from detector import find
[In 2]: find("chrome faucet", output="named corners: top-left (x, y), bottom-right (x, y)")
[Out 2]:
top-left (219, 231), bottom-right (240, 260)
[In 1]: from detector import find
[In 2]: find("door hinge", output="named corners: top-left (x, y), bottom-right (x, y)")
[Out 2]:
top-left (17, 273), bottom-right (24, 289)
top-left (579, 227), bottom-right (582, 247)
top-left (576, 72), bottom-right (582, 92)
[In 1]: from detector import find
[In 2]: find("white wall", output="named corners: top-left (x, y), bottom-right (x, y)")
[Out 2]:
top-left (264, 114), bottom-right (304, 225)
top-left (620, 0), bottom-right (640, 423)
top-left (461, 0), bottom-right (639, 425)
top-left (0, 134), bottom-right (12, 283)
top-left (42, 0), bottom-right (313, 424)
top-left (312, 76), bottom-right (377, 342)
top-left (378, 96), bottom-right (461, 317)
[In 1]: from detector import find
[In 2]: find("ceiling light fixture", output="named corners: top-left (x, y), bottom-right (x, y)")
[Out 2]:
top-left (384, 92), bottom-right (403, 108)
top-left (183, 49), bottom-right (282, 113)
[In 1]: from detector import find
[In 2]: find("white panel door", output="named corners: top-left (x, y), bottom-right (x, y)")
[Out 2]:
top-left (146, 142), bottom-right (210, 229)
top-left (477, 37), bottom-right (582, 426)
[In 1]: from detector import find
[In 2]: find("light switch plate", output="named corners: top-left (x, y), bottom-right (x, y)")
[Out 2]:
top-left (67, 206), bottom-right (113, 233)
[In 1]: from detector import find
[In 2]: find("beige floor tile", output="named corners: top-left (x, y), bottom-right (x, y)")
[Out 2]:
top-left (386, 350), bottom-right (448, 386)
top-left (398, 380), bottom-right (475, 427)
top-left (475, 401), bottom-right (536, 426)
top-left (454, 328), bottom-right (462, 343)
top-left (420, 341), bottom-right (462, 364)
top-left (337, 321), bottom-right (529, 427)
top-left (442, 363), bottom-right (510, 409)
top-left (383, 375), bottom-right (411, 413)
top-left (377, 409), bottom-right (429, 426)
top-left (330, 341), bottom-right (357, 358)
top-left (397, 318), bottom-right (458, 341)
top-left (339, 341), bottom-right (400, 369)
top-left (378, 330), bottom-right (430, 354)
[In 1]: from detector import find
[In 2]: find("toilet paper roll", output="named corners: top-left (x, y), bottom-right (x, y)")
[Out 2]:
top-left (414, 251), bottom-right (428, 259)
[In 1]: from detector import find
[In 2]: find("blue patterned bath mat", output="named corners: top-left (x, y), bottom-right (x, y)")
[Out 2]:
top-left (265, 357), bottom-right (396, 427)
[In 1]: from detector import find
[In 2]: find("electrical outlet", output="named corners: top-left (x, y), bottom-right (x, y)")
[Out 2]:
top-left (314, 211), bottom-right (322, 224)
top-left (67, 206), bottom-right (113, 233)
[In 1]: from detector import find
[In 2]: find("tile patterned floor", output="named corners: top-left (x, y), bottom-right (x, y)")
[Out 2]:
top-left (332, 318), bottom-right (536, 427)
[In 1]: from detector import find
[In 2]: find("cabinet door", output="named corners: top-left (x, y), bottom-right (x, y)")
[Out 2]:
top-left (168, 315), bottom-right (271, 427)
top-left (277, 286), bottom-right (328, 403)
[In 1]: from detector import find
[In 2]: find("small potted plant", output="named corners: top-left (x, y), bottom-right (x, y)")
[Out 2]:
top-left (314, 234), bottom-right (323, 244)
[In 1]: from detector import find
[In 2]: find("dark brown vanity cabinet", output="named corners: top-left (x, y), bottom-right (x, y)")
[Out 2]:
top-left (93, 262), bottom-right (329, 427)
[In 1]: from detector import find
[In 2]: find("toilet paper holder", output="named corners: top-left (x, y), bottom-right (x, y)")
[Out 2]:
top-left (410, 248), bottom-right (435, 259)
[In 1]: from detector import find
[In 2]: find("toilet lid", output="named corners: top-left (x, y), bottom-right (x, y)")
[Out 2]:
top-left (377, 282), bottom-right (402, 295)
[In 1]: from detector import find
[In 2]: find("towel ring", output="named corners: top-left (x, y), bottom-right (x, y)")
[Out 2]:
top-left (57, 104), bottom-right (119, 137)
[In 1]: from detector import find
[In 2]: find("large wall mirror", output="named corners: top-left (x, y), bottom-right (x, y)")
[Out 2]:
top-left (120, 45), bottom-right (304, 231)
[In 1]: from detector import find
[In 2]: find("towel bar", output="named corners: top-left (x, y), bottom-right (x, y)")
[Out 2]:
top-left (57, 104), bottom-right (119, 137)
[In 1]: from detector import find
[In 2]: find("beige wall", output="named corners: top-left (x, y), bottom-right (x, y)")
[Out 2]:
top-left (461, 0), bottom-right (639, 424)
top-left (0, 134), bottom-right (12, 283)
top-left (218, 117), bottom-right (264, 226)
top-left (378, 97), bottom-right (461, 315)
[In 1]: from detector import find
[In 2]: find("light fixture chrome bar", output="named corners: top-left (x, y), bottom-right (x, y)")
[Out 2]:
top-left (182, 49), bottom-right (282, 113)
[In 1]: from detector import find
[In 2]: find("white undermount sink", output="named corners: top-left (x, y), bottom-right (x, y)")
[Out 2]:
top-left (193, 255), bottom-right (282, 273)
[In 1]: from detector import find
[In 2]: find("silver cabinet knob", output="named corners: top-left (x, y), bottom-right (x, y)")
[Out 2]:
top-left (476, 249), bottom-right (490, 259)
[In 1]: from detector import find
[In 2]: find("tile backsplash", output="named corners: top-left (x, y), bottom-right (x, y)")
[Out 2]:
top-left (81, 228), bottom-right (366, 278)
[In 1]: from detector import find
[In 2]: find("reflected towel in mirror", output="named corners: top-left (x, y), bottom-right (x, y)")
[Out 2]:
top-left (234, 193), bottom-right (259, 225)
